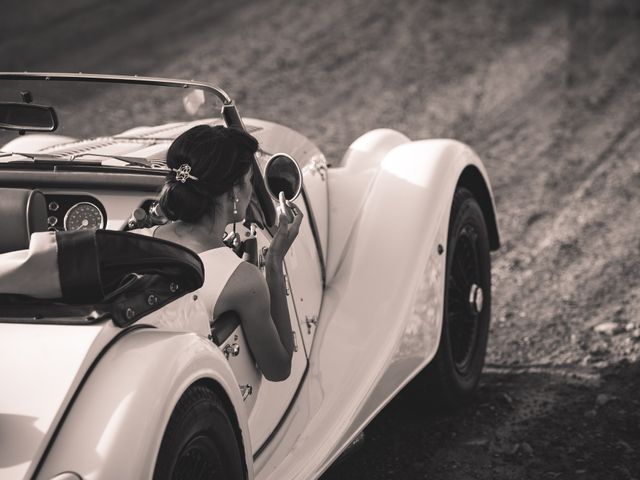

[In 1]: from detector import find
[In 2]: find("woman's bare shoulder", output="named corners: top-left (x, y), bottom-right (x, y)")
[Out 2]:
top-left (229, 261), bottom-right (266, 292)
top-left (214, 261), bottom-right (268, 316)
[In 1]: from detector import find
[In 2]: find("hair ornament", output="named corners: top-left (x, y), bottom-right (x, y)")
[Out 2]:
top-left (172, 164), bottom-right (199, 183)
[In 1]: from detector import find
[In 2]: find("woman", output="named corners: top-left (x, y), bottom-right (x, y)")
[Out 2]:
top-left (146, 125), bottom-right (302, 382)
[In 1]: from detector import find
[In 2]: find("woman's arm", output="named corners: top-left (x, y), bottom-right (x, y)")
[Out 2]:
top-left (215, 197), bottom-right (303, 381)
top-left (218, 263), bottom-right (293, 381)
top-left (264, 255), bottom-right (295, 356)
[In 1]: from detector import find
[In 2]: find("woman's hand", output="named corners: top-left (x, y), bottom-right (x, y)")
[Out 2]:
top-left (268, 192), bottom-right (303, 261)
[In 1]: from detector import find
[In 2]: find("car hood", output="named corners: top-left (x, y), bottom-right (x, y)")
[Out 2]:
top-left (0, 120), bottom-right (265, 169)
top-left (0, 321), bottom-right (120, 479)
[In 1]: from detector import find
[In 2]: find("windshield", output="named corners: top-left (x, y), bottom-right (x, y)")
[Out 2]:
top-left (0, 75), bottom-right (229, 169)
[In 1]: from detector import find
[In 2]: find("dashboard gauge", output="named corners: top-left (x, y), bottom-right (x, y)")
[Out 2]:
top-left (63, 202), bottom-right (104, 231)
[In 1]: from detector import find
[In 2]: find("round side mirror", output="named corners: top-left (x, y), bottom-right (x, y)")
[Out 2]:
top-left (264, 153), bottom-right (303, 202)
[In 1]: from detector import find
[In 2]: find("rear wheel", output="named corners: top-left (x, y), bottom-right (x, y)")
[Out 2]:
top-left (154, 384), bottom-right (245, 480)
top-left (422, 187), bottom-right (491, 406)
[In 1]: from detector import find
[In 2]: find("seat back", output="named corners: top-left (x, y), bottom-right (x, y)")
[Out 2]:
top-left (0, 229), bottom-right (205, 327)
top-left (0, 188), bottom-right (48, 254)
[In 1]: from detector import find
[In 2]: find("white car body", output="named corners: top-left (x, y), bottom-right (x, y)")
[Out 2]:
top-left (0, 73), bottom-right (499, 480)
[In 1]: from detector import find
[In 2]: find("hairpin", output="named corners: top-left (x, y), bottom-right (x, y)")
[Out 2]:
top-left (172, 164), bottom-right (199, 183)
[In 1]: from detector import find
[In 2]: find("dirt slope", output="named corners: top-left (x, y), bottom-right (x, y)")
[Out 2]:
top-left (2, 1), bottom-right (639, 478)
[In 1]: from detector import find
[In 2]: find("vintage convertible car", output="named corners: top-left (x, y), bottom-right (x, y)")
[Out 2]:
top-left (0, 72), bottom-right (500, 480)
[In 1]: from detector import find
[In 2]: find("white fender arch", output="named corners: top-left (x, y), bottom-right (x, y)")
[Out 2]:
top-left (326, 129), bottom-right (411, 282)
top-left (326, 139), bottom-right (499, 448)
top-left (37, 328), bottom-right (253, 480)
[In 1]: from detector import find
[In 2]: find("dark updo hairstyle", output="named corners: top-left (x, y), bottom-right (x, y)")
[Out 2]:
top-left (159, 125), bottom-right (258, 223)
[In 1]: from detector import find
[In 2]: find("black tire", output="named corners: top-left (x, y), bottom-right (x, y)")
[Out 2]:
top-left (422, 187), bottom-right (491, 407)
top-left (154, 384), bottom-right (245, 480)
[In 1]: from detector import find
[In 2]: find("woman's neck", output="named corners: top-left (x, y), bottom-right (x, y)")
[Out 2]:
top-left (158, 207), bottom-right (232, 252)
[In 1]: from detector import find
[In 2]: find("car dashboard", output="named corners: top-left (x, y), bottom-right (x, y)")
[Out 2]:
top-left (0, 166), bottom-right (168, 232)
top-left (43, 193), bottom-right (107, 231)
top-left (42, 192), bottom-right (162, 232)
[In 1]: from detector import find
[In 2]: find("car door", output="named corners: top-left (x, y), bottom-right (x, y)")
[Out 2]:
top-left (281, 186), bottom-right (324, 355)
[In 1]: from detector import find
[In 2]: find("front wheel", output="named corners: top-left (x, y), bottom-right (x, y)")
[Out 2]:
top-left (154, 384), bottom-right (245, 480)
top-left (422, 187), bottom-right (492, 406)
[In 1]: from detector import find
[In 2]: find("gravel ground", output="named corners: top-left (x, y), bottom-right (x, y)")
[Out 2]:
top-left (3, 1), bottom-right (640, 478)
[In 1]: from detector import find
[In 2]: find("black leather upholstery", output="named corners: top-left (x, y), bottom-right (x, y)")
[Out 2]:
top-left (0, 188), bottom-right (48, 253)
top-left (0, 229), bottom-right (205, 327)
top-left (55, 229), bottom-right (205, 304)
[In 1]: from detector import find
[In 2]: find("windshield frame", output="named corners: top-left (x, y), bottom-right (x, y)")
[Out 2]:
top-left (0, 71), bottom-right (245, 129)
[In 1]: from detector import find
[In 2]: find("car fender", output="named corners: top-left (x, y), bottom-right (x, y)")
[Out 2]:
top-left (322, 139), bottom-right (500, 463)
top-left (326, 128), bottom-right (411, 282)
top-left (261, 138), bottom-right (499, 478)
top-left (0, 322), bottom-right (120, 480)
top-left (37, 328), bottom-right (253, 480)
top-left (329, 137), bottom-right (499, 375)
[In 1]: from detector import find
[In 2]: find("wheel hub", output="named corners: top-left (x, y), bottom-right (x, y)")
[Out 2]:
top-left (468, 283), bottom-right (483, 315)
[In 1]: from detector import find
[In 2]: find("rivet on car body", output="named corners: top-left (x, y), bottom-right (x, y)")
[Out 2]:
top-left (193, 294), bottom-right (198, 301)
top-left (147, 294), bottom-right (158, 306)
top-left (169, 282), bottom-right (179, 293)
top-left (125, 308), bottom-right (135, 320)
top-left (437, 244), bottom-right (444, 255)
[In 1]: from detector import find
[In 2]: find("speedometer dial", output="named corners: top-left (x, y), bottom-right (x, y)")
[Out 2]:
top-left (63, 202), bottom-right (104, 231)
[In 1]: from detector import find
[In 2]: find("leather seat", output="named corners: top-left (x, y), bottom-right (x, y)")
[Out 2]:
top-left (0, 188), bottom-right (48, 254)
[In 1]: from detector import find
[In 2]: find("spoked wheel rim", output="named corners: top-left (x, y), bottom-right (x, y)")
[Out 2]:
top-left (447, 224), bottom-right (483, 375)
top-left (173, 434), bottom-right (222, 480)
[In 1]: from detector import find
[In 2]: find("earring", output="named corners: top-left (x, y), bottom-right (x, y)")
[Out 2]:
top-left (233, 196), bottom-right (238, 215)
